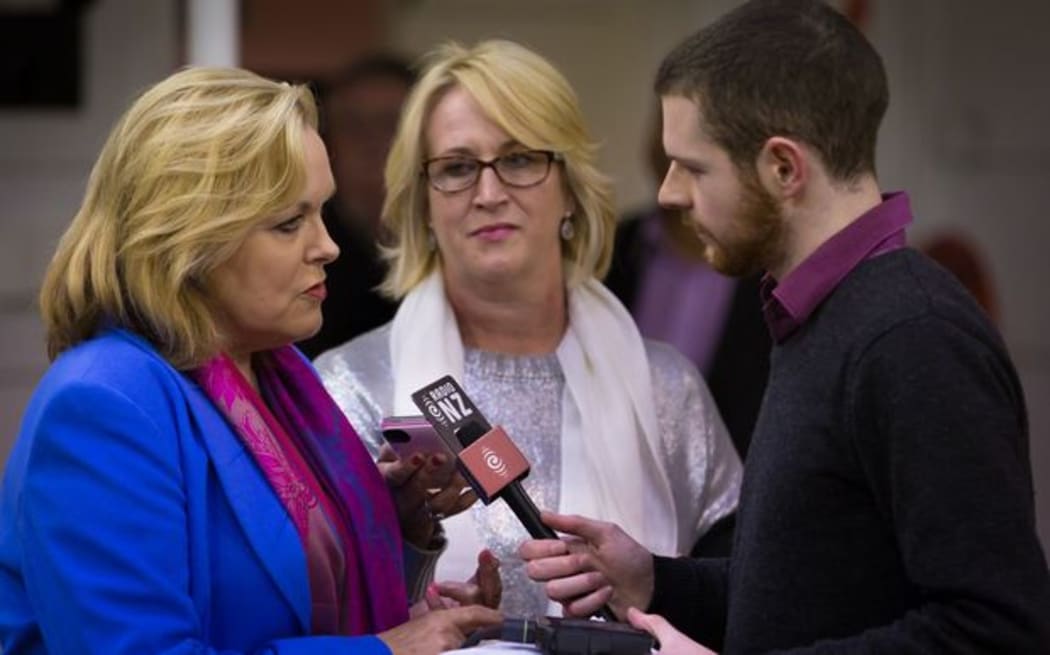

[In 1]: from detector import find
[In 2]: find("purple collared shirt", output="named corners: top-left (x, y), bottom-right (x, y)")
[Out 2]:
top-left (761, 192), bottom-right (913, 343)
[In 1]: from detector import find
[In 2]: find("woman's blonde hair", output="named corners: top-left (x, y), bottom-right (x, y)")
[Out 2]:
top-left (40, 66), bottom-right (318, 368)
top-left (380, 39), bottom-right (616, 298)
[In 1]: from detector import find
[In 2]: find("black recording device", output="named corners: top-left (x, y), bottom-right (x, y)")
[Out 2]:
top-left (411, 375), bottom-right (618, 622)
top-left (463, 617), bottom-right (657, 655)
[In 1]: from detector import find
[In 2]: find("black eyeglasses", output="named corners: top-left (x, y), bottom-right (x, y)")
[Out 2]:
top-left (422, 150), bottom-right (562, 193)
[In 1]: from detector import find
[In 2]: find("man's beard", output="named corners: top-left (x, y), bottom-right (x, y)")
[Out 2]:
top-left (699, 174), bottom-right (784, 278)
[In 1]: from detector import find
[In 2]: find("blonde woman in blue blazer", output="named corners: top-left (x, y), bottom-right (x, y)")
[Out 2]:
top-left (0, 67), bottom-right (499, 655)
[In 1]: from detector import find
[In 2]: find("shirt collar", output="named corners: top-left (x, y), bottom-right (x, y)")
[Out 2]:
top-left (761, 191), bottom-right (913, 343)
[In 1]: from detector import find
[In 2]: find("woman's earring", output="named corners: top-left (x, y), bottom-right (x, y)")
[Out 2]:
top-left (426, 227), bottom-right (437, 252)
top-left (560, 214), bottom-right (575, 241)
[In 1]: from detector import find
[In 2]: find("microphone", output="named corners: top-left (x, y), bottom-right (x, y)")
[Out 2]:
top-left (412, 375), bottom-right (618, 622)
top-left (453, 420), bottom-right (557, 540)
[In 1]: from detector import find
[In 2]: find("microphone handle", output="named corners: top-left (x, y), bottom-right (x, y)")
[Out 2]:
top-left (501, 481), bottom-right (557, 539)
top-left (500, 482), bottom-right (620, 623)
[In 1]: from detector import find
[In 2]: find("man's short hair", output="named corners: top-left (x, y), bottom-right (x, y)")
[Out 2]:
top-left (656, 0), bottom-right (888, 181)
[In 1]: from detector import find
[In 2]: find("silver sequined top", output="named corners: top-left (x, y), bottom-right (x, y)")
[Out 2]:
top-left (315, 323), bottom-right (742, 617)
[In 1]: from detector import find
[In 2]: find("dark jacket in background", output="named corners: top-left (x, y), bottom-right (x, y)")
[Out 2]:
top-left (298, 206), bottom-right (398, 360)
top-left (604, 214), bottom-right (771, 458)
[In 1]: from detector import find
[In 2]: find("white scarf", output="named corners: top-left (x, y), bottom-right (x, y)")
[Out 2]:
top-left (391, 271), bottom-right (678, 567)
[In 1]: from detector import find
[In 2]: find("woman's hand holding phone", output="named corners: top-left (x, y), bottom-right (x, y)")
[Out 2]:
top-left (380, 416), bottom-right (478, 547)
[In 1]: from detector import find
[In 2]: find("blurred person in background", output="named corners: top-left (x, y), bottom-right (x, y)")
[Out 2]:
top-left (315, 39), bottom-right (742, 618)
top-left (920, 229), bottom-right (1000, 325)
top-left (0, 66), bottom-right (500, 655)
top-left (298, 53), bottom-right (416, 358)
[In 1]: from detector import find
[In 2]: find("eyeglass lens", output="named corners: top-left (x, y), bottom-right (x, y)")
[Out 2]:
top-left (425, 151), bottom-right (554, 192)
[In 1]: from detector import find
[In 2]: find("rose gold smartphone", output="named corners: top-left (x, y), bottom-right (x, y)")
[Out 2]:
top-left (380, 415), bottom-right (454, 461)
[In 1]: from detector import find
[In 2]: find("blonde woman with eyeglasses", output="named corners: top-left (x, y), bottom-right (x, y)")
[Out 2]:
top-left (315, 40), bottom-right (742, 617)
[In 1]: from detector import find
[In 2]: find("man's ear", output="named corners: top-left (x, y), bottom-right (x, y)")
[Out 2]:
top-left (755, 136), bottom-right (807, 199)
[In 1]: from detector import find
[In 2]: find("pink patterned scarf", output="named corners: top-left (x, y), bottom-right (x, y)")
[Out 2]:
top-left (192, 346), bottom-right (409, 635)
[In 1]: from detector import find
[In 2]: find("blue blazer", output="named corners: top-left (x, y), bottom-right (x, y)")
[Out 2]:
top-left (0, 330), bottom-right (392, 654)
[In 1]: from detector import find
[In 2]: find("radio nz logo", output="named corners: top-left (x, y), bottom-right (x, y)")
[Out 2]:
top-left (481, 446), bottom-right (508, 478)
top-left (427, 389), bottom-right (474, 423)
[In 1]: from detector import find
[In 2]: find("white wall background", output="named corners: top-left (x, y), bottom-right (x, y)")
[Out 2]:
top-left (0, 0), bottom-right (178, 460)
top-left (1, 0), bottom-right (1048, 555)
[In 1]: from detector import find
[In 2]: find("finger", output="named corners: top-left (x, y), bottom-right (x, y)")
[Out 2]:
top-left (382, 453), bottom-right (427, 487)
top-left (391, 480), bottom-right (429, 517)
top-left (425, 583), bottom-right (447, 611)
top-left (542, 570), bottom-right (607, 603)
top-left (433, 580), bottom-right (476, 607)
top-left (408, 598), bottom-right (430, 619)
top-left (427, 452), bottom-right (457, 476)
top-left (429, 486), bottom-right (478, 519)
top-left (377, 443), bottom-right (399, 463)
top-left (524, 549), bottom-right (595, 582)
top-left (412, 454), bottom-right (458, 489)
top-left (390, 478), bottom-right (435, 542)
top-left (540, 511), bottom-right (613, 543)
top-left (562, 584), bottom-right (615, 619)
top-left (443, 604), bottom-right (503, 633)
top-left (518, 537), bottom-right (570, 561)
top-left (435, 549), bottom-right (501, 608)
top-left (430, 620), bottom-right (468, 654)
top-left (427, 469), bottom-right (471, 495)
top-left (626, 608), bottom-right (680, 651)
top-left (427, 479), bottom-right (467, 513)
top-left (447, 487), bottom-right (479, 516)
top-left (626, 607), bottom-right (653, 633)
top-left (476, 549), bottom-right (502, 608)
